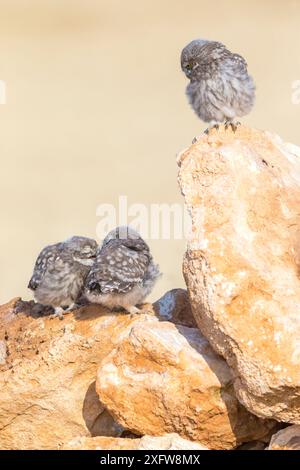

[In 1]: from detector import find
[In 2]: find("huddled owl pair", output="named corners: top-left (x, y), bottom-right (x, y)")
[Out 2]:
top-left (28, 227), bottom-right (160, 318)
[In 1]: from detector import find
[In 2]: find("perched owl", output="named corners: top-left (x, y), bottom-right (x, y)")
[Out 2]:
top-left (181, 39), bottom-right (255, 132)
top-left (28, 236), bottom-right (98, 318)
top-left (84, 226), bottom-right (161, 315)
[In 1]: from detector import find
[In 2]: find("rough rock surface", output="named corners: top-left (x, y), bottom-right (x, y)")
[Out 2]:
top-left (96, 315), bottom-right (275, 449)
top-left (153, 288), bottom-right (197, 327)
top-left (178, 126), bottom-right (300, 423)
top-left (62, 433), bottom-right (207, 450)
top-left (237, 440), bottom-right (266, 450)
top-left (268, 425), bottom-right (300, 450)
top-left (0, 299), bottom-right (129, 449)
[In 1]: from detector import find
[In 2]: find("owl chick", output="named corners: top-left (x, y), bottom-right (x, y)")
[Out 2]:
top-left (84, 226), bottom-right (161, 315)
top-left (28, 236), bottom-right (98, 318)
top-left (181, 39), bottom-right (255, 132)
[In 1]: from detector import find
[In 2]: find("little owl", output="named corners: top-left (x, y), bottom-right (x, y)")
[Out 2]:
top-left (84, 226), bottom-right (161, 315)
top-left (181, 39), bottom-right (255, 132)
top-left (28, 236), bottom-right (98, 318)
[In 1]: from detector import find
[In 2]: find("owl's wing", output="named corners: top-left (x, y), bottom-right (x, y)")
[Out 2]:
top-left (28, 243), bottom-right (73, 290)
top-left (86, 242), bottom-right (150, 294)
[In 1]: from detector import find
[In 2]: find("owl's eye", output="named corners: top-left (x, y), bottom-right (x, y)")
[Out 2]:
top-left (186, 63), bottom-right (193, 70)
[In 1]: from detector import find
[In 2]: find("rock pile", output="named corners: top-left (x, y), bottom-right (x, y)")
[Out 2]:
top-left (0, 291), bottom-right (275, 450)
top-left (1, 126), bottom-right (299, 450)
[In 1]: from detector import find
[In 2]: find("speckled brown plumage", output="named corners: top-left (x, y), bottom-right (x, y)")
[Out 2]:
top-left (28, 236), bottom-right (98, 318)
top-left (181, 39), bottom-right (255, 131)
top-left (84, 226), bottom-right (161, 315)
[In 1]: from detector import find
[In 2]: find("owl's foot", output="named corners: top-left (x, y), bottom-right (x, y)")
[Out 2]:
top-left (66, 302), bottom-right (79, 312)
top-left (140, 304), bottom-right (155, 316)
top-left (50, 303), bottom-right (78, 320)
top-left (127, 305), bottom-right (143, 319)
top-left (225, 120), bottom-right (241, 132)
top-left (204, 121), bottom-right (220, 135)
top-left (50, 307), bottom-right (65, 320)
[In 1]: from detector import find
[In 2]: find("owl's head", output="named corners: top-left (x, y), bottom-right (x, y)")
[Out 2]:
top-left (63, 236), bottom-right (98, 265)
top-left (102, 226), bottom-right (141, 247)
top-left (181, 39), bottom-right (225, 80)
top-left (101, 226), bottom-right (150, 256)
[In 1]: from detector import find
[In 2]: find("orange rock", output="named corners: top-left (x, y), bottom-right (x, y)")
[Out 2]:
top-left (178, 125), bottom-right (300, 423)
top-left (96, 315), bottom-right (275, 449)
top-left (62, 433), bottom-right (207, 450)
top-left (0, 300), bottom-right (128, 449)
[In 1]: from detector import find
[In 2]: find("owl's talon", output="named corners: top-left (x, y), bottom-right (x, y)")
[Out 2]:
top-left (230, 122), bottom-right (240, 132)
top-left (129, 313), bottom-right (137, 319)
top-left (225, 120), bottom-right (241, 132)
top-left (205, 123), bottom-right (220, 135)
top-left (127, 306), bottom-right (142, 318)
top-left (141, 307), bottom-right (154, 317)
top-left (50, 307), bottom-right (65, 320)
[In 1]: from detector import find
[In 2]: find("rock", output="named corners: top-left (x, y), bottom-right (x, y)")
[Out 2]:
top-left (178, 126), bottom-right (300, 423)
top-left (83, 382), bottom-right (123, 437)
top-left (0, 299), bottom-right (131, 449)
top-left (153, 288), bottom-right (197, 327)
top-left (62, 433), bottom-right (207, 450)
top-left (268, 425), bottom-right (300, 450)
top-left (0, 340), bottom-right (7, 365)
top-left (237, 441), bottom-right (266, 450)
top-left (96, 314), bottom-right (275, 450)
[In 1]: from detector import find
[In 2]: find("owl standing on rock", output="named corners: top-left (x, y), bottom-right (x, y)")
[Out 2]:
top-left (84, 226), bottom-right (161, 315)
top-left (181, 39), bottom-right (255, 133)
top-left (28, 236), bottom-right (98, 318)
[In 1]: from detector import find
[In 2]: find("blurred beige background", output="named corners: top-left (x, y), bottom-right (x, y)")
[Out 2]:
top-left (0, 0), bottom-right (299, 304)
